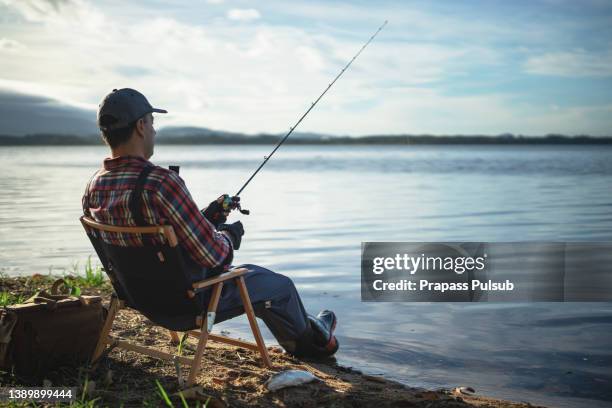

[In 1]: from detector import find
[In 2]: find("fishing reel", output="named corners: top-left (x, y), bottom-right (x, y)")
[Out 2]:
top-left (222, 195), bottom-right (250, 215)
top-left (201, 194), bottom-right (248, 227)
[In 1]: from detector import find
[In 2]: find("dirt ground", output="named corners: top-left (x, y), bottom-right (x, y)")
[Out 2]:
top-left (1, 276), bottom-right (546, 407)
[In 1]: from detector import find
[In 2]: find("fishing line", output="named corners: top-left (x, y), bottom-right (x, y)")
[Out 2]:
top-left (235, 20), bottom-right (388, 197)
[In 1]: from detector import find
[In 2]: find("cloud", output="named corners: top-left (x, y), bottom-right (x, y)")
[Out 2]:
top-left (114, 66), bottom-right (153, 78)
top-left (524, 50), bottom-right (612, 77)
top-left (226, 8), bottom-right (261, 22)
top-left (516, 103), bottom-right (612, 136)
top-left (0, 0), bottom-right (91, 23)
top-left (0, 0), bottom-right (611, 135)
top-left (0, 0), bottom-right (66, 22)
top-left (0, 78), bottom-right (97, 111)
top-left (0, 0), bottom-right (107, 39)
top-left (0, 37), bottom-right (25, 52)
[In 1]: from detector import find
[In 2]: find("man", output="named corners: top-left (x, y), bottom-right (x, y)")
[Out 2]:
top-left (82, 88), bottom-right (338, 357)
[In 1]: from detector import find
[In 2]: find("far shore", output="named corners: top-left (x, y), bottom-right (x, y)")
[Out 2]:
top-left (1, 133), bottom-right (612, 146)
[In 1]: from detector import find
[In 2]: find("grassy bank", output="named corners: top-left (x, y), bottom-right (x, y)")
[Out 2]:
top-left (0, 265), bottom-right (545, 407)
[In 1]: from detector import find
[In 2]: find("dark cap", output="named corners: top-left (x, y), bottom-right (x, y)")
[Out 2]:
top-left (97, 88), bottom-right (167, 131)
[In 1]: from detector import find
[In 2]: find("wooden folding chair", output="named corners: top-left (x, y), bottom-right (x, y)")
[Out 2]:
top-left (80, 216), bottom-right (272, 387)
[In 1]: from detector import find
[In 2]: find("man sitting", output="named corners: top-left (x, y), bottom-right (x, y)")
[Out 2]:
top-left (82, 88), bottom-right (338, 357)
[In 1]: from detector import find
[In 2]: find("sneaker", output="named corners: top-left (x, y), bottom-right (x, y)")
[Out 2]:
top-left (323, 334), bottom-right (339, 354)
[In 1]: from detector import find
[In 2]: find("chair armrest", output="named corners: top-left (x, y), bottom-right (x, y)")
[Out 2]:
top-left (192, 267), bottom-right (249, 290)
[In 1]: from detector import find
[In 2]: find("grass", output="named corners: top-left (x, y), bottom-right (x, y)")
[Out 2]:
top-left (57, 256), bottom-right (108, 297)
top-left (0, 291), bottom-right (27, 306)
top-left (177, 332), bottom-right (190, 356)
top-left (156, 380), bottom-right (209, 408)
top-left (156, 380), bottom-right (174, 407)
top-left (69, 256), bottom-right (107, 287)
top-left (0, 257), bottom-right (109, 306)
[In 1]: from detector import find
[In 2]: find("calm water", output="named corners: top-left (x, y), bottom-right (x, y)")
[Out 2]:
top-left (1, 145), bottom-right (611, 407)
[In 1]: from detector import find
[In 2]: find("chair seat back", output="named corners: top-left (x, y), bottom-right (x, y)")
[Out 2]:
top-left (80, 216), bottom-right (202, 331)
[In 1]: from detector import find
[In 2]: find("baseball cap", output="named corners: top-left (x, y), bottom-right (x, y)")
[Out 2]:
top-left (97, 88), bottom-right (167, 131)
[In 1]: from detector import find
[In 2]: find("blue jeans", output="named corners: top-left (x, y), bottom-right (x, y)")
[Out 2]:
top-left (198, 264), bottom-right (312, 354)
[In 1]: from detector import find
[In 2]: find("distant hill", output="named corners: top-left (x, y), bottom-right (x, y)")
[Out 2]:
top-left (158, 126), bottom-right (334, 143)
top-left (1, 132), bottom-right (611, 146)
top-left (0, 90), bottom-right (97, 136)
top-left (1, 89), bottom-right (611, 146)
top-left (159, 126), bottom-right (245, 139)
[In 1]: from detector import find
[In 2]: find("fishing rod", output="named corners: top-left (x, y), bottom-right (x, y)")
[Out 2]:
top-left (220, 20), bottom-right (387, 215)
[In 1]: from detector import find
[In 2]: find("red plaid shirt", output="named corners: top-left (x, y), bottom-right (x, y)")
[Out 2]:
top-left (82, 155), bottom-right (232, 269)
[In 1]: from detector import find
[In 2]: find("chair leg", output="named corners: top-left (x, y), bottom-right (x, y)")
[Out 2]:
top-left (236, 276), bottom-right (272, 368)
top-left (91, 295), bottom-right (121, 363)
top-left (186, 282), bottom-right (224, 387)
top-left (168, 330), bottom-right (180, 345)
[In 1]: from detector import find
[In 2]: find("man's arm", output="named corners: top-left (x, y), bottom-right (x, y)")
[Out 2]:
top-left (82, 170), bottom-right (100, 217)
top-left (82, 194), bottom-right (91, 217)
top-left (154, 170), bottom-right (233, 269)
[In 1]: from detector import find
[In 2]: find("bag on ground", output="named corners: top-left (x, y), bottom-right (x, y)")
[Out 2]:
top-left (0, 284), bottom-right (106, 378)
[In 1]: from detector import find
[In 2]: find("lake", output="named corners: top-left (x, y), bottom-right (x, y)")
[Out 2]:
top-left (1, 144), bottom-right (611, 407)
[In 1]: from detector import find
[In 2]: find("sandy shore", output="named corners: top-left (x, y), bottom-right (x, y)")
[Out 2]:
top-left (1, 275), bottom-right (546, 407)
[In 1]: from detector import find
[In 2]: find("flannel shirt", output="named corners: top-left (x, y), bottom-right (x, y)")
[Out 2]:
top-left (82, 155), bottom-right (232, 269)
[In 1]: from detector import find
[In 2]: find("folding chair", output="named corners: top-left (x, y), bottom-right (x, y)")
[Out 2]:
top-left (79, 216), bottom-right (272, 387)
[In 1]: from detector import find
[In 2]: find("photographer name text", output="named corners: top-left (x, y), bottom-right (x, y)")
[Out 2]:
top-left (372, 279), bottom-right (514, 292)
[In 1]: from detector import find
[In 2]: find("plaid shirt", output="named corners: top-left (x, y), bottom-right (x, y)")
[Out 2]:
top-left (82, 155), bottom-right (232, 269)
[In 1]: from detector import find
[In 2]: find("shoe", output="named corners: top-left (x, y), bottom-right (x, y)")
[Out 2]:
top-left (323, 334), bottom-right (339, 354)
top-left (308, 310), bottom-right (338, 354)
top-left (290, 327), bottom-right (339, 358)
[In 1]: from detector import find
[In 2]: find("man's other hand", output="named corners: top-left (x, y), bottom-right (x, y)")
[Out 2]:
top-left (218, 221), bottom-right (244, 250)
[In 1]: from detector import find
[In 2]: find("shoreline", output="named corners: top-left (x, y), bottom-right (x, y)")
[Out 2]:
top-left (0, 274), bottom-right (546, 407)
top-left (1, 134), bottom-right (612, 146)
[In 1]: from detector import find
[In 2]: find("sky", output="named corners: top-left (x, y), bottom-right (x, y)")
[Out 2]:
top-left (1, 0), bottom-right (611, 136)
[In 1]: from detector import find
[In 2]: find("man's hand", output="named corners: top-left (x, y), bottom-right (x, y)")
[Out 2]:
top-left (218, 221), bottom-right (244, 250)
top-left (202, 194), bottom-right (231, 228)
